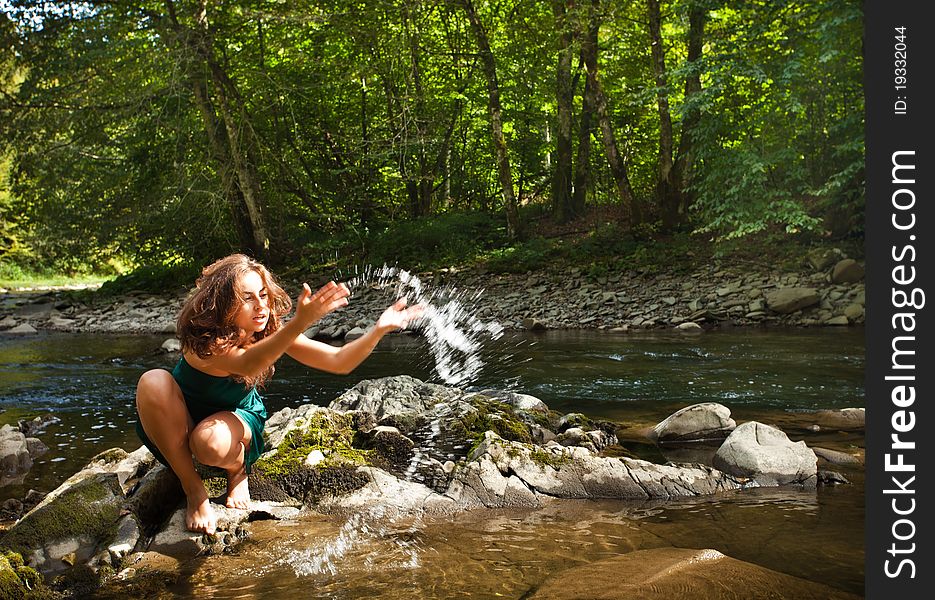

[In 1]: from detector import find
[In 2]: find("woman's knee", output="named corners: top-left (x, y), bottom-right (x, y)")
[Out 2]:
top-left (190, 418), bottom-right (237, 465)
top-left (136, 369), bottom-right (178, 407)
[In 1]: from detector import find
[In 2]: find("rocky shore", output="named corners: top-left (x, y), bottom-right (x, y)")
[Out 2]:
top-left (0, 376), bottom-right (863, 598)
top-left (0, 250), bottom-right (865, 337)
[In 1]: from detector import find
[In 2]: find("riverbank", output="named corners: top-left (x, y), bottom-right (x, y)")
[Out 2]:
top-left (0, 249), bottom-right (865, 337)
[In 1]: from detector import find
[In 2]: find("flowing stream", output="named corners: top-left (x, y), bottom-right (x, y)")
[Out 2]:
top-left (0, 327), bottom-right (864, 597)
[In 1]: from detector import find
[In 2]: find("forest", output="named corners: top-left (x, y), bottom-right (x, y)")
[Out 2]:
top-left (0, 0), bottom-right (864, 280)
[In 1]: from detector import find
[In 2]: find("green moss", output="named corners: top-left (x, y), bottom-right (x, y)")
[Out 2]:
top-left (255, 412), bottom-right (374, 480)
top-left (202, 477), bottom-right (228, 499)
top-left (4, 551), bottom-right (24, 569)
top-left (253, 411), bottom-right (375, 502)
top-left (0, 476), bottom-right (122, 558)
top-left (456, 400), bottom-right (533, 458)
top-left (90, 448), bottom-right (129, 464)
top-left (0, 552), bottom-right (58, 600)
top-left (529, 449), bottom-right (572, 470)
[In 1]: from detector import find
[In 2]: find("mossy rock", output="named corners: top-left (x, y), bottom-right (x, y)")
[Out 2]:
top-left (0, 474), bottom-right (122, 559)
top-left (253, 411), bottom-right (374, 502)
top-left (0, 551), bottom-right (58, 599)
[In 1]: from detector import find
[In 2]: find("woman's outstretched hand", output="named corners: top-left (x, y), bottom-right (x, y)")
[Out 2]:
top-left (376, 298), bottom-right (425, 333)
top-left (295, 281), bottom-right (350, 327)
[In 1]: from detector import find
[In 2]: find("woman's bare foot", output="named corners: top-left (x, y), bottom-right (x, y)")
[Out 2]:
top-left (225, 465), bottom-right (251, 509)
top-left (186, 490), bottom-right (217, 534)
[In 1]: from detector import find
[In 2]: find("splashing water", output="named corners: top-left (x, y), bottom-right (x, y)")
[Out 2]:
top-left (344, 265), bottom-right (504, 386)
top-left (282, 265), bottom-right (509, 577)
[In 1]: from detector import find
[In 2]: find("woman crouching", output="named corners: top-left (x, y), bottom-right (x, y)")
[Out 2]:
top-left (134, 254), bottom-right (422, 534)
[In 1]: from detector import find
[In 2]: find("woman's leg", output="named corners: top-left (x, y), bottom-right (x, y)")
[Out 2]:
top-left (135, 369), bottom-right (216, 534)
top-left (189, 411), bottom-right (253, 509)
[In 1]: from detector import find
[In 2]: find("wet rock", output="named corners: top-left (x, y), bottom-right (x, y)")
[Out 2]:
top-left (812, 447), bottom-right (862, 467)
top-left (6, 323), bottom-right (38, 334)
top-left (446, 433), bottom-right (742, 509)
top-left (811, 408), bottom-right (864, 431)
top-left (824, 315), bottom-right (850, 326)
top-left (527, 547), bottom-right (861, 600)
top-left (329, 375), bottom-right (462, 420)
top-left (818, 470), bottom-right (850, 486)
top-left (0, 473), bottom-right (124, 575)
top-left (676, 321), bottom-right (702, 331)
top-left (149, 502), bottom-right (297, 558)
top-left (17, 414), bottom-right (61, 437)
top-left (0, 425), bottom-right (33, 480)
top-left (713, 422), bottom-right (817, 487)
top-left (648, 403), bottom-right (736, 443)
top-left (831, 259), bottom-right (864, 284)
top-left (522, 317), bottom-right (547, 331)
top-left (765, 288), bottom-right (819, 314)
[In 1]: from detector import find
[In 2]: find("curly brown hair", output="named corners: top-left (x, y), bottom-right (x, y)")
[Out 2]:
top-left (176, 254), bottom-right (292, 388)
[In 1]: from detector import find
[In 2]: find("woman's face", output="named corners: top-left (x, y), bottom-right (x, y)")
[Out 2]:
top-left (233, 270), bottom-right (270, 333)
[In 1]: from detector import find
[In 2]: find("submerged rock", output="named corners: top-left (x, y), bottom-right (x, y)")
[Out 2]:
top-left (0, 375), bottom-right (836, 595)
top-left (526, 547), bottom-right (861, 600)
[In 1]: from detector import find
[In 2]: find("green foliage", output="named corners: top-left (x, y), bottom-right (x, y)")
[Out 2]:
top-left (96, 262), bottom-right (200, 296)
top-left (481, 236), bottom-right (558, 274)
top-left (366, 212), bottom-right (506, 271)
top-left (0, 0), bottom-right (864, 272)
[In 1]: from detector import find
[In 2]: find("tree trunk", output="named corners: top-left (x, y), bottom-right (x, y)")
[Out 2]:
top-left (192, 0), bottom-right (269, 258)
top-left (647, 0), bottom-right (678, 229)
top-left (672, 0), bottom-right (706, 218)
top-left (164, 0), bottom-right (269, 258)
top-left (456, 0), bottom-right (521, 239)
top-left (572, 10), bottom-right (599, 216)
top-left (552, 0), bottom-right (575, 223)
top-left (581, 0), bottom-right (642, 225)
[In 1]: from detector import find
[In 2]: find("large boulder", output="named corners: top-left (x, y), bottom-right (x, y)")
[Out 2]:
top-left (765, 288), bottom-right (820, 314)
top-left (445, 433), bottom-right (743, 509)
top-left (648, 403), bottom-right (736, 443)
top-left (527, 547), bottom-right (861, 600)
top-left (713, 422), bottom-right (817, 487)
top-left (329, 375), bottom-right (463, 420)
top-left (831, 259), bottom-right (864, 284)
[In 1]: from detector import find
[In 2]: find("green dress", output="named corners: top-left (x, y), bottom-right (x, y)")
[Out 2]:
top-left (135, 356), bottom-right (267, 473)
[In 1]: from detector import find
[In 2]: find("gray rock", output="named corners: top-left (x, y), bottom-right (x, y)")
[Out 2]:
top-left (344, 326), bottom-right (367, 341)
top-left (811, 408), bottom-right (864, 431)
top-left (676, 321), bottom-right (702, 331)
top-left (765, 288), bottom-right (819, 314)
top-left (0, 424), bottom-right (32, 479)
top-left (812, 447), bottom-right (862, 467)
top-left (649, 403), bottom-right (736, 443)
top-left (0, 315), bottom-right (18, 328)
top-left (713, 422), bottom-right (817, 487)
top-left (831, 259), bottom-right (864, 284)
top-left (448, 433), bottom-right (742, 508)
top-left (329, 375), bottom-right (462, 420)
top-left (18, 414), bottom-right (61, 437)
top-left (150, 501), bottom-right (298, 558)
top-left (160, 338), bottom-right (181, 353)
top-left (824, 315), bottom-right (850, 326)
top-left (843, 304), bottom-right (864, 320)
top-left (522, 317), bottom-right (547, 331)
top-left (807, 248), bottom-right (845, 271)
top-left (7, 323), bottom-right (38, 334)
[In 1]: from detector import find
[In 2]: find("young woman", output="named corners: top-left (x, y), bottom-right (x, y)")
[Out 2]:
top-left (135, 254), bottom-right (422, 534)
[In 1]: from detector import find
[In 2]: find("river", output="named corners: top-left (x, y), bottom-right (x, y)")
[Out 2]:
top-left (0, 328), bottom-right (864, 597)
